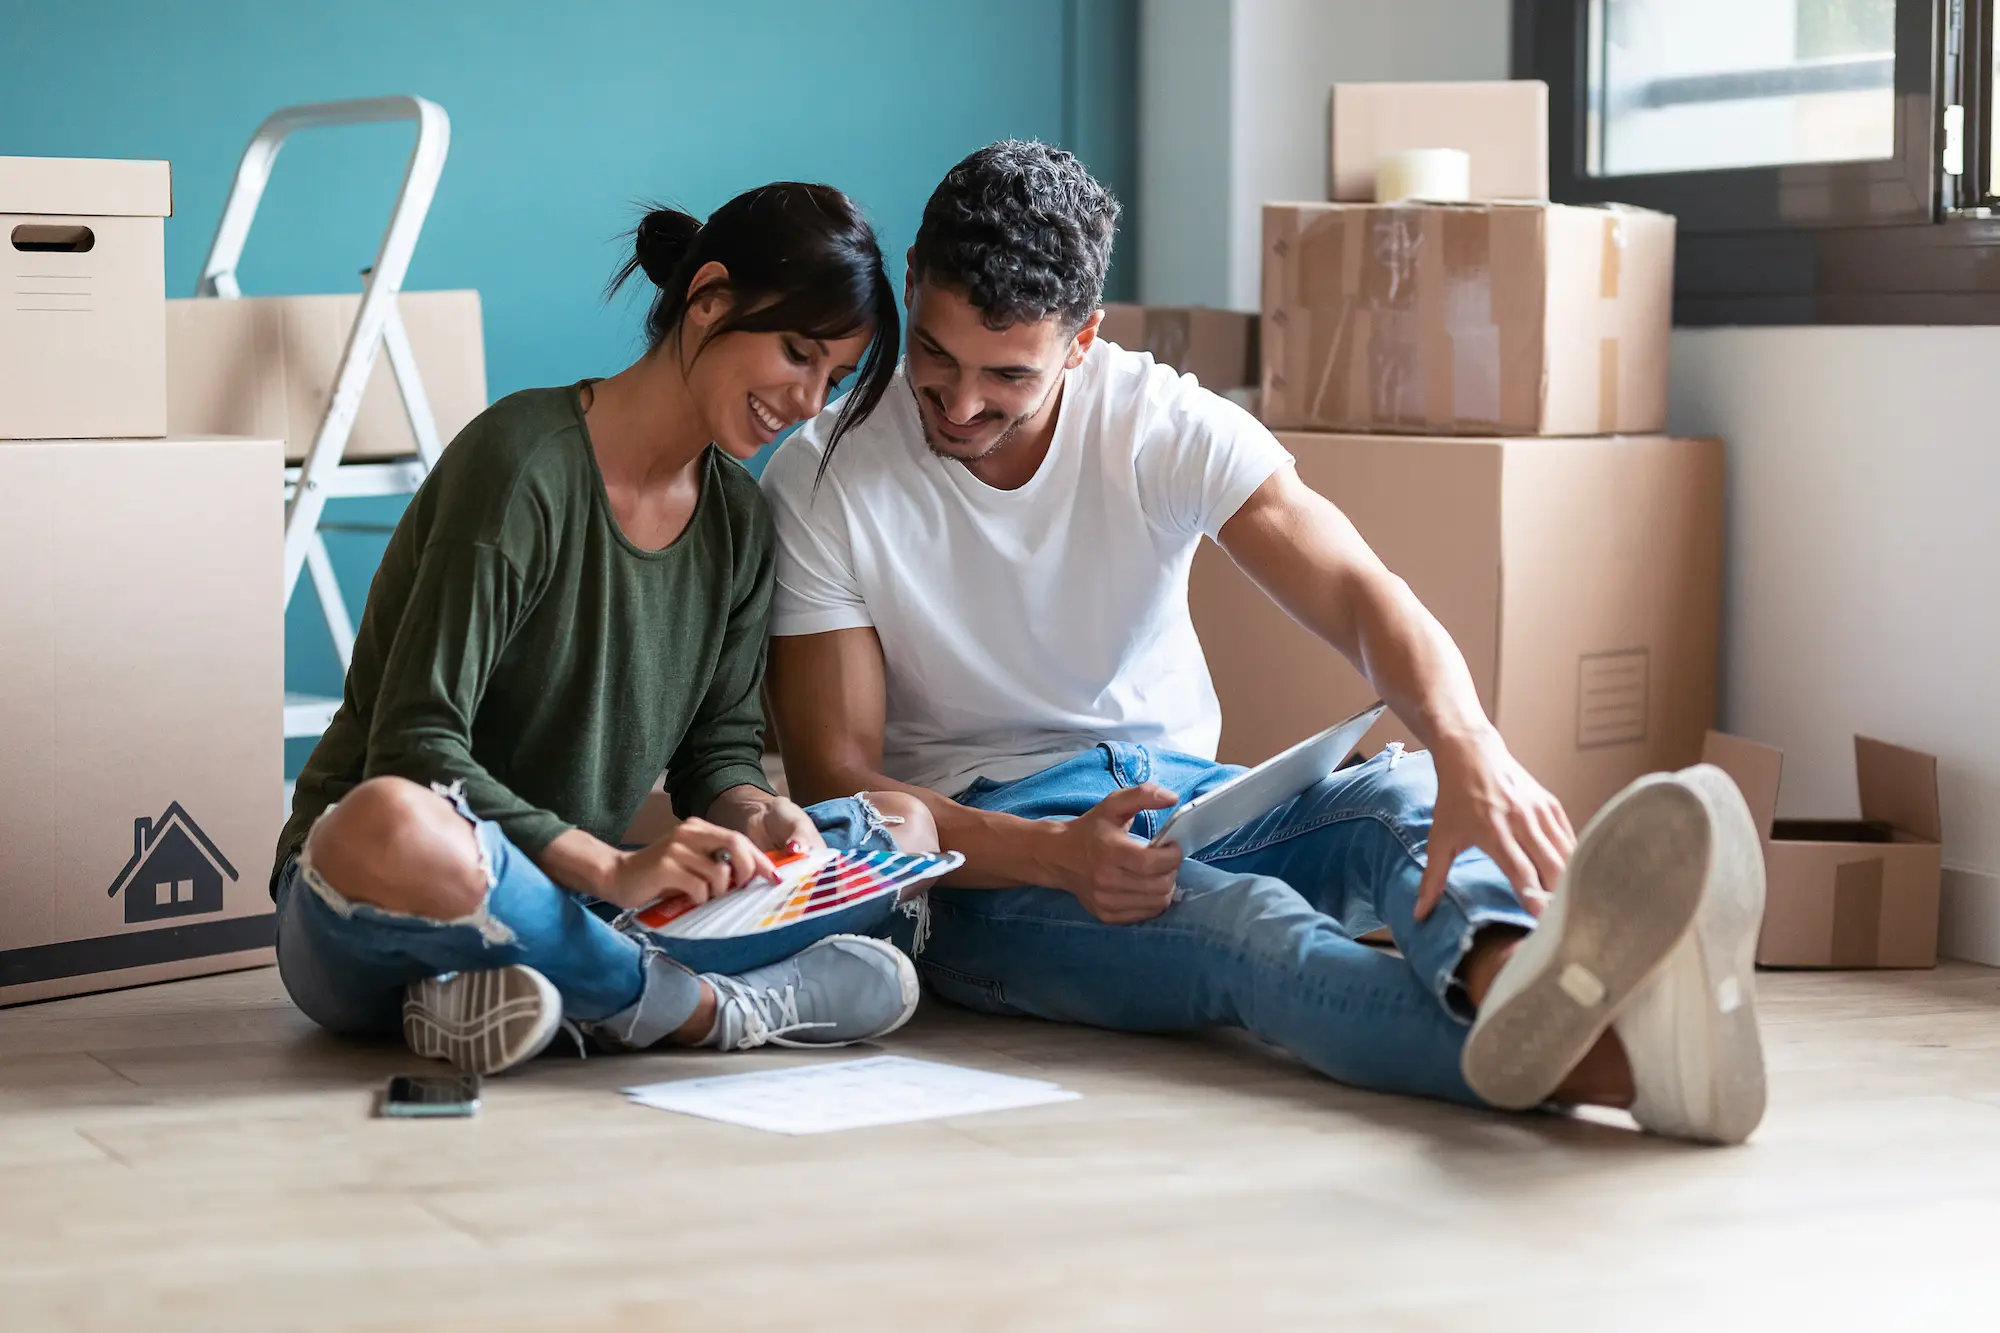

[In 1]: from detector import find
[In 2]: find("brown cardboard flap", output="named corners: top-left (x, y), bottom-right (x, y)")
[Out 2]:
top-left (0, 156), bottom-right (172, 218)
top-left (1829, 857), bottom-right (1885, 967)
top-left (1854, 736), bottom-right (1941, 843)
top-left (1701, 731), bottom-right (1782, 840)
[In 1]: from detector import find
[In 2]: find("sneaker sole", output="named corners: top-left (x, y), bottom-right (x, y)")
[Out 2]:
top-left (822, 933), bottom-right (922, 1041)
top-left (1675, 766), bottom-right (1769, 1145)
top-left (403, 965), bottom-right (562, 1076)
top-left (1461, 778), bottom-right (1712, 1110)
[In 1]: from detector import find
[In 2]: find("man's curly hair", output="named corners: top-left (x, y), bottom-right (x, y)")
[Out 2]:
top-left (910, 139), bottom-right (1121, 332)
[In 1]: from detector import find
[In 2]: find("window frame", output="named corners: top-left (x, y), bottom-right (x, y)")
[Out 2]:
top-left (1515, 0), bottom-right (2000, 325)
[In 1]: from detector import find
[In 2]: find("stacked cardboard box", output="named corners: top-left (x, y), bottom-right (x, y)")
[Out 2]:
top-left (0, 156), bottom-right (283, 1005)
top-left (1098, 303), bottom-right (1259, 398)
top-left (1188, 81), bottom-right (1721, 828)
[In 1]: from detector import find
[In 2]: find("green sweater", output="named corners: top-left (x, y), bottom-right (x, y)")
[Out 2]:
top-left (274, 383), bottom-right (775, 885)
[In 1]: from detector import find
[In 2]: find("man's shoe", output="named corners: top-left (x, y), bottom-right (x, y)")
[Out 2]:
top-left (404, 964), bottom-right (563, 1075)
top-left (703, 935), bottom-right (919, 1051)
top-left (1610, 764), bottom-right (1768, 1145)
top-left (1460, 773), bottom-right (1712, 1110)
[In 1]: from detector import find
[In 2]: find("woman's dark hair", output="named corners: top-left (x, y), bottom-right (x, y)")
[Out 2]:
top-left (607, 182), bottom-right (899, 460)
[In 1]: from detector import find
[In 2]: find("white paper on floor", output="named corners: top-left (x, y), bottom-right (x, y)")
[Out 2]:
top-left (622, 1054), bottom-right (1081, 1135)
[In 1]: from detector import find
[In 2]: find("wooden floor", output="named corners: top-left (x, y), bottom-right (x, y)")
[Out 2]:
top-left (4, 963), bottom-right (2000, 1332)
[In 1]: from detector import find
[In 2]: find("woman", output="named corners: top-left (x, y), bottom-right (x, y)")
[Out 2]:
top-left (270, 183), bottom-right (936, 1075)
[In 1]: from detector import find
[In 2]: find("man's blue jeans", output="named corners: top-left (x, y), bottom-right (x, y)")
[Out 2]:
top-left (274, 785), bottom-right (901, 1049)
top-left (905, 743), bottom-right (1538, 1106)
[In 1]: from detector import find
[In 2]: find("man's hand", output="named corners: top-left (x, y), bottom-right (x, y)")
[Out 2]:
top-left (1047, 784), bottom-right (1185, 924)
top-left (739, 796), bottom-right (827, 857)
top-left (1414, 730), bottom-right (1576, 921)
top-left (594, 818), bottom-right (778, 912)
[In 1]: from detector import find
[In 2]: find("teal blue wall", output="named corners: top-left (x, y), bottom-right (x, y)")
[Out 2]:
top-left (0, 0), bottom-right (1137, 776)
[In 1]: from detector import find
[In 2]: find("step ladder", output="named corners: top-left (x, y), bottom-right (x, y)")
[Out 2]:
top-left (190, 95), bottom-right (452, 739)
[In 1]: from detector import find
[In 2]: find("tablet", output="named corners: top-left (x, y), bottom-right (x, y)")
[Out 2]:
top-left (1150, 702), bottom-right (1388, 853)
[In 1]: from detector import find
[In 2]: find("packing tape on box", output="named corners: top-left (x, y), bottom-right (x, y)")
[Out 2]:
top-left (1830, 857), bottom-right (1885, 967)
top-left (1597, 210), bottom-right (1626, 434)
top-left (1271, 205), bottom-right (1525, 433)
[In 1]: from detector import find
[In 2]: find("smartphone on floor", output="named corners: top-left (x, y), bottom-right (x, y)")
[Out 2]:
top-left (379, 1072), bottom-right (481, 1118)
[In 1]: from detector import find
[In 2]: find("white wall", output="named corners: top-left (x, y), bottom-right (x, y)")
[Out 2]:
top-left (1670, 329), bottom-right (2000, 963)
top-left (1138, 0), bottom-right (1511, 308)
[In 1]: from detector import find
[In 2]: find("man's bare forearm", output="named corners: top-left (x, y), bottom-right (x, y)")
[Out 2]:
top-left (1346, 571), bottom-right (1499, 757)
top-left (1221, 467), bottom-right (1499, 762)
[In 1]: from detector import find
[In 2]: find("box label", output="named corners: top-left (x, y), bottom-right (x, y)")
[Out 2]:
top-left (1576, 648), bottom-right (1649, 748)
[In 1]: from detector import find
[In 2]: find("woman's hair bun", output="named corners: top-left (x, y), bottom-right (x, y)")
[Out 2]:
top-left (633, 207), bottom-right (702, 289)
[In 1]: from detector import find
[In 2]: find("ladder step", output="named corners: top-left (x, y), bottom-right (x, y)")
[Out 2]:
top-left (284, 692), bottom-right (342, 738)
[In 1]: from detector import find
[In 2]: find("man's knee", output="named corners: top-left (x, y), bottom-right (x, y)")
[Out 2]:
top-left (306, 777), bottom-right (486, 918)
top-left (867, 790), bottom-right (939, 853)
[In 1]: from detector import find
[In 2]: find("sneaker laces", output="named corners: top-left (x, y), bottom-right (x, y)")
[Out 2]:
top-left (707, 973), bottom-right (837, 1050)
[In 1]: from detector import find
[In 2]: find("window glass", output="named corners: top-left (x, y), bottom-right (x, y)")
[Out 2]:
top-left (1592, 0), bottom-right (1896, 175)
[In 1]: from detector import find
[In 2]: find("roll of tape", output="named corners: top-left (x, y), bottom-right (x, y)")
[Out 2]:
top-left (1374, 148), bottom-right (1472, 204)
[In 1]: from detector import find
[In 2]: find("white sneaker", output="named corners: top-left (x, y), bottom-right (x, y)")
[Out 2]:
top-left (1461, 773), bottom-right (1712, 1110)
top-left (403, 964), bottom-right (563, 1075)
top-left (1611, 764), bottom-right (1768, 1145)
top-left (703, 935), bottom-right (920, 1051)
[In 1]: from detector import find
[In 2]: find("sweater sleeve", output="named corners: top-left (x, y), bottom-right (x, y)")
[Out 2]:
top-left (361, 538), bottom-right (575, 856)
top-left (665, 511), bottom-right (779, 820)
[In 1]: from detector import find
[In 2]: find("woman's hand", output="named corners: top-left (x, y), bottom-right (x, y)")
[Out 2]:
top-left (738, 796), bottom-right (828, 857)
top-left (594, 818), bottom-right (778, 912)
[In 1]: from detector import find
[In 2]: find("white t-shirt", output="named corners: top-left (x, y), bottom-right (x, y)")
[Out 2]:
top-left (760, 340), bottom-right (1292, 797)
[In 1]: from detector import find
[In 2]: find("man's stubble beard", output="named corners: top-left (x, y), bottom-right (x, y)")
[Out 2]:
top-left (911, 375), bottom-right (1057, 466)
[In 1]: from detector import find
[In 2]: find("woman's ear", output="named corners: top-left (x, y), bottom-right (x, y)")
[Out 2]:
top-left (682, 260), bottom-right (733, 331)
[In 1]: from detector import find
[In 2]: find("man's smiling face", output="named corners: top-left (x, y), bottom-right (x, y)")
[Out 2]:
top-left (902, 276), bottom-right (1084, 465)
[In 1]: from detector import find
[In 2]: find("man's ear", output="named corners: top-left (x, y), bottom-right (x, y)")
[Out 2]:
top-left (903, 248), bottom-right (918, 309)
top-left (1066, 309), bottom-right (1104, 369)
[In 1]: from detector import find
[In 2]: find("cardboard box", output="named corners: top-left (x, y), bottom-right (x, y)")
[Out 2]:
top-left (0, 156), bottom-right (171, 440)
top-left (1189, 431), bottom-right (1723, 825)
top-left (0, 438), bottom-right (284, 1005)
top-left (1330, 81), bottom-right (1550, 203)
top-left (167, 290), bottom-right (488, 462)
top-left (1099, 304), bottom-right (1259, 393)
top-left (1260, 201), bottom-right (1674, 436)
top-left (1702, 732), bottom-right (1942, 969)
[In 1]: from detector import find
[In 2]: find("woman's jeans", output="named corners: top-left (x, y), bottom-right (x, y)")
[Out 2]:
top-left (900, 744), bottom-right (1537, 1107)
top-left (273, 785), bottom-right (900, 1049)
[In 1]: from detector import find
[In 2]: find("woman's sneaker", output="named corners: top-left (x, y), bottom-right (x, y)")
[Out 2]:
top-left (1460, 773), bottom-right (1713, 1110)
top-left (404, 964), bottom-right (563, 1075)
top-left (1610, 763), bottom-right (1769, 1145)
top-left (701, 935), bottom-right (920, 1051)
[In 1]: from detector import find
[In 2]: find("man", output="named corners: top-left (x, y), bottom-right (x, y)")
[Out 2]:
top-left (762, 141), bottom-right (1767, 1143)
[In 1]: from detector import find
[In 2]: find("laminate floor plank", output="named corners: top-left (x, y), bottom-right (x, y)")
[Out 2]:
top-left (3, 964), bottom-right (1998, 1331)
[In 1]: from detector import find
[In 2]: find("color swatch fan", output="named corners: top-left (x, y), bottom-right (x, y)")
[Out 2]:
top-left (630, 847), bottom-right (963, 974)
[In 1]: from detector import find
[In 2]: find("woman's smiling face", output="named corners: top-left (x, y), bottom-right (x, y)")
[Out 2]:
top-left (680, 287), bottom-right (872, 460)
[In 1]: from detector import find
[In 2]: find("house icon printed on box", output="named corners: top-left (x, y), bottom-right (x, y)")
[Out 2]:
top-left (105, 802), bottom-right (238, 924)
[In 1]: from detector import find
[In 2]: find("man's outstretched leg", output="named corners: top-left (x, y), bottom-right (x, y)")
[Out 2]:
top-left (1201, 748), bottom-right (1768, 1142)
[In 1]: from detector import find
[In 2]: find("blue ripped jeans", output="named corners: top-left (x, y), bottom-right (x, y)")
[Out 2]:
top-left (902, 744), bottom-right (1536, 1106)
top-left (273, 787), bottom-right (900, 1049)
